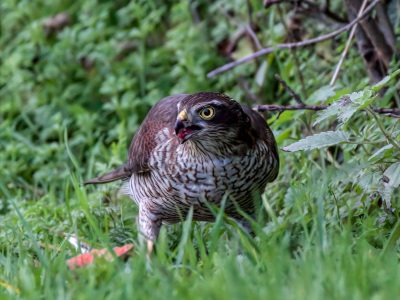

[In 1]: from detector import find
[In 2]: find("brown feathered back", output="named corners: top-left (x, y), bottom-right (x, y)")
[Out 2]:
top-left (84, 94), bottom-right (186, 184)
top-left (127, 94), bottom-right (187, 173)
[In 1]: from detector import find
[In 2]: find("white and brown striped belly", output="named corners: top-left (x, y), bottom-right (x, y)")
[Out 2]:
top-left (128, 138), bottom-right (276, 223)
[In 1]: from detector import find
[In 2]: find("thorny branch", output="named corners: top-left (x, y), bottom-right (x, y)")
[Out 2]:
top-left (207, 0), bottom-right (381, 78)
top-left (255, 74), bottom-right (400, 118)
top-left (254, 104), bottom-right (400, 118)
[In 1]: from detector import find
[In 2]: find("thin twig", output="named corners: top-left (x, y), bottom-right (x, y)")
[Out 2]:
top-left (330, 0), bottom-right (369, 86)
top-left (254, 103), bottom-right (400, 118)
top-left (245, 25), bottom-right (262, 50)
top-left (208, 0), bottom-right (381, 78)
top-left (274, 74), bottom-right (304, 105)
top-left (255, 103), bottom-right (327, 112)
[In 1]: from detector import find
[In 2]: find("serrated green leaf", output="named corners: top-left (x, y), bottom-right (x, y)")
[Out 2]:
top-left (338, 105), bottom-right (358, 124)
top-left (384, 162), bottom-right (400, 188)
top-left (282, 130), bottom-right (350, 152)
top-left (313, 96), bottom-right (358, 126)
top-left (350, 89), bottom-right (375, 110)
top-left (313, 88), bottom-right (376, 126)
top-left (313, 102), bottom-right (341, 126)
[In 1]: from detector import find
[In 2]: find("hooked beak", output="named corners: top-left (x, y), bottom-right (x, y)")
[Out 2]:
top-left (174, 110), bottom-right (200, 143)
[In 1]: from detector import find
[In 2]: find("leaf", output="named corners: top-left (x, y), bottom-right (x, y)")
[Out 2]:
top-left (313, 96), bottom-right (355, 126)
top-left (368, 144), bottom-right (393, 161)
top-left (372, 69), bottom-right (400, 92)
top-left (384, 162), bottom-right (400, 188)
top-left (313, 89), bottom-right (376, 126)
top-left (282, 130), bottom-right (350, 152)
top-left (307, 85), bottom-right (336, 104)
top-left (356, 171), bottom-right (380, 193)
top-left (378, 162), bottom-right (400, 209)
top-left (275, 127), bottom-right (292, 144)
top-left (379, 183), bottom-right (394, 209)
top-left (255, 61), bottom-right (268, 87)
top-left (313, 102), bottom-right (341, 126)
top-left (268, 110), bottom-right (295, 127)
top-left (350, 89), bottom-right (375, 109)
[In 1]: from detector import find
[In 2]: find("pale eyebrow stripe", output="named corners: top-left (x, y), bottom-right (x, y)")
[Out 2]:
top-left (192, 100), bottom-right (224, 111)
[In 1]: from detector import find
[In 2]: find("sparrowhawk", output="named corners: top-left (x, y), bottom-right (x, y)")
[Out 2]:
top-left (85, 92), bottom-right (279, 251)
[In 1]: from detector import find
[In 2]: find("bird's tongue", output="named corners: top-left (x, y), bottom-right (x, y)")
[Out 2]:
top-left (177, 127), bottom-right (192, 140)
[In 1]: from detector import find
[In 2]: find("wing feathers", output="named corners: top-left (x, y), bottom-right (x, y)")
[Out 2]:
top-left (84, 164), bottom-right (130, 185)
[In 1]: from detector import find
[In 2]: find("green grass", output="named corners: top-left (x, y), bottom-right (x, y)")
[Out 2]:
top-left (1, 165), bottom-right (399, 299)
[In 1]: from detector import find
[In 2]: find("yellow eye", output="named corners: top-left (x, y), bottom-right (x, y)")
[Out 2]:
top-left (199, 106), bottom-right (215, 120)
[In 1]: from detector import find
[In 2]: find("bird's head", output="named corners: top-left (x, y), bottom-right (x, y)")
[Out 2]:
top-left (174, 92), bottom-right (250, 144)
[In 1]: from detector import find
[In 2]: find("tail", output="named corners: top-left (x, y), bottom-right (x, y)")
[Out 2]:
top-left (84, 164), bottom-right (131, 185)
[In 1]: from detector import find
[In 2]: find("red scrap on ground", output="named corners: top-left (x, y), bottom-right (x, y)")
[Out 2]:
top-left (67, 244), bottom-right (134, 270)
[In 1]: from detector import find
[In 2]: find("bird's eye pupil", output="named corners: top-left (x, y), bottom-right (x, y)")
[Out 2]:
top-left (204, 109), bottom-right (210, 116)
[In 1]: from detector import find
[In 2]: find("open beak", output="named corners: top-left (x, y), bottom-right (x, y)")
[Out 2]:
top-left (174, 110), bottom-right (190, 142)
top-left (174, 110), bottom-right (200, 143)
top-left (174, 119), bottom-right (186, 136)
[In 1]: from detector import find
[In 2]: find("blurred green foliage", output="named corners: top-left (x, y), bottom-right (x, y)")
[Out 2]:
top-left (0, 0), bottom-right (400, 298)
